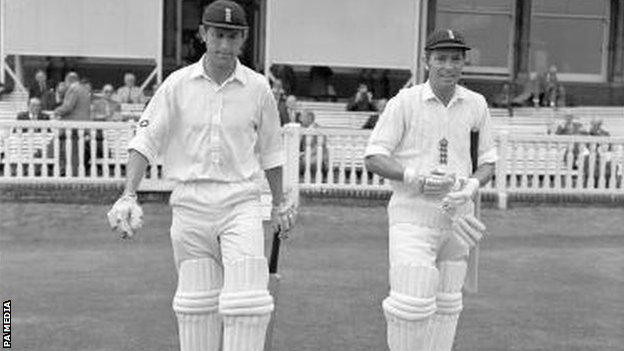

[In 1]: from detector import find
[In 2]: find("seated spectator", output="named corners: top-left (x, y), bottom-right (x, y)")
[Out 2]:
top-left (28, 70), bottom-right (56, 110)
top-left (347, 82), bottom-right (376, 112)
top-left (298, 110), bottom-right (327, 174)
top-left (299, 110), bottom-right (320, 129)
top-left (17, 97), bottom-right (49, 121)
top-left (54, 72), bottom-right (91, 121)
top-left (115, 72), bottom-right (146, 104)
top-left (588, 119), bottom-right (610, 137)
top-left (555, 114), bottom-right (587, 170)
top-left (362, 99), bottom-right (386, 130)
top-left (555, 114), bottom-right (585, 135)
top-left (285, 95), bottom-right (299, 124)
top-left (15, 97), bottom-right (50, 140)
top-left (91, 84), bottom-right (122, 121)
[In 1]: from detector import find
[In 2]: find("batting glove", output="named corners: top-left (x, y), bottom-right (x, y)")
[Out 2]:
top-left (107, 193), bottom-right (143, 239)
top-left (271, 200), bottom-right (297, 239)
top-left (442, 177), bottom-right (479, 209)
top-left (452, 213), bottom-right (487, 249)
top-left (404, 167), bottom-right (456, 196)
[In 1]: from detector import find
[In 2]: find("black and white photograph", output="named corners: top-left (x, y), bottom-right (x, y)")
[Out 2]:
top-left (0, 0), bottom-right (623, 350)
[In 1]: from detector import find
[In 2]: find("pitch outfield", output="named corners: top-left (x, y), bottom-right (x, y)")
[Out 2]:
top-left (1, 201), bottom-right (622, 351)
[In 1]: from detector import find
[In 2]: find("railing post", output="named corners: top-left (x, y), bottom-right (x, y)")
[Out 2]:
top-left (282, 123), bottom-right (301, 205)
top-left (496, 131), bottom-right (509, 209)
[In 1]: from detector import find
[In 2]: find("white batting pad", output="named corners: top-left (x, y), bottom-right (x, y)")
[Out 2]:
top-left (219, 257), bottom-right (274, 351)
top-left (383, 264), bottom-right (438, 351)
top-left (430, 260), bottom-right (467, 351)
top-left (172, 258), bottom-right (223, 351)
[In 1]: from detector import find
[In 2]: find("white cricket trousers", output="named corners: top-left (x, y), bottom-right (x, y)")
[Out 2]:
top-left (169, 180), bottom-right (265, 268)
top-left (384, 195), bottom-right (473, 351)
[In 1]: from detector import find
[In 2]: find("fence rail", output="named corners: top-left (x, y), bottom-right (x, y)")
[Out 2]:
top-left (1, 121), bottom-right (623, 209)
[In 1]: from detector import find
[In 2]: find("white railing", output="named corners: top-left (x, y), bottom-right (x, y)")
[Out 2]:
top-left (0, 121), bottom-right (300, 197)
top-left (296, 128), bottom-right (624, 207)
top-left (2, 121), bottom-right (623, 209)
top-left (489, 132), bottom-right (624, 208)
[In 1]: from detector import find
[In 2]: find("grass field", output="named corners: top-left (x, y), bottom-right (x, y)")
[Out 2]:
top-left (1, 201), bottom-right (623, 351)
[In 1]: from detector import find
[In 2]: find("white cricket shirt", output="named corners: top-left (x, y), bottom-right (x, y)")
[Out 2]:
top-left (128, 58), bottom-right (285, 182)
top-left (365, 81), bottom-right (497, 195)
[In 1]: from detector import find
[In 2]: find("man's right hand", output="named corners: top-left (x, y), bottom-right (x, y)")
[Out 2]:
top-left (107, 193), bottom-right (143, 239)
top-left (404, 168), bottom-right (456, 196)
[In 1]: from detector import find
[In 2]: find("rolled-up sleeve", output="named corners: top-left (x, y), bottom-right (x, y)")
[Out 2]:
top-left (475, 100), bottom-right (498, 166)
top-left (364, 95), bottom-right (405, 157)
top-left (127, 84), bottom-right (172, 165)
top-left (257, 86), bottom-right (285, 169)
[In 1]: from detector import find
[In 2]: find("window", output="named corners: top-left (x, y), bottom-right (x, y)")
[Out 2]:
top-left (530, 0), bottom-right (610, 82)
top-left (436, 0), bottom-right (515, 77)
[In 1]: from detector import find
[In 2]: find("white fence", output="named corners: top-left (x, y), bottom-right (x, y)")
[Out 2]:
top-left (1, 120), bottom-right (623, 209)
top-left (296, 128), bottom-right (624, 208)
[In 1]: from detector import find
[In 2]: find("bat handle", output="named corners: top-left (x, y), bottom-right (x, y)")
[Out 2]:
top-left (268, 228), bottom-right (281, 274)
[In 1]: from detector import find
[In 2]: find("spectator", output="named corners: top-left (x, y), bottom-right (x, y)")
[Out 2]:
top-left (555, 114), bottom-right (586, 170)
top-left (588, 119), bottom-right (610, 137)
top-left (347, 82), bottom-right (376, 111)
top-left (299, 109), bottom-right (319, 129)
top-left (309, 66), bottom-right (336, 101)
top-left (554, 114), bottom-right (584, 135)
top-left (17, 97), bottom-right (49, 121)
top-left (583, 118), bottom-right (612, 187)
top-left (115, 72), bottom-right (146, 104)
top-left (543, 65), bottom-right (566, 107)
top-left (491, 82), bottom-right (512, 109)
top-left (53, 72), bottom-right (91, 177)
top-left (298, 110), bottom-right (327, 174)
top-left (362, 99), bottom-right (387, 129)
top-left (54, 72), bottom-right (91, 120)
top-left (80, 78), bottom-right (93, 98)
top-left (53, 81), bottom-right (68, 108)
top-left (28, 70), bottom-right (56, 110)
top-left (272, 79), bottom-right (290, 126)
top-left (285, 95), bottom-right (299, 124)
top-left (91, 84), bottom-right (122, 121)
top-left (271, 64), bottom-right (297, 95)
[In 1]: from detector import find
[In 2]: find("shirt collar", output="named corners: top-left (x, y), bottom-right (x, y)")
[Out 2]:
top-left (190, 56), bottom-right (247, 86)
top-left (422, 80), bottom-right (466, 104)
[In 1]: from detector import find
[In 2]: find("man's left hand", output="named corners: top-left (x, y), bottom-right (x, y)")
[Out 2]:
top-left (271, 201), bottom-right (297, 239)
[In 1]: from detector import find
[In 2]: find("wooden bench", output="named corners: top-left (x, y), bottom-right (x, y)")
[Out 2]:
top-left (297, 101), bottom-right (347, 112)
top-left (314, 111), bottom-right (375, 129)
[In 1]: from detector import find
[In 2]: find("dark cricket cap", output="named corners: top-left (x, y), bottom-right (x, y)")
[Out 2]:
top-left (202, 0), bottom-right (248, 30)
top-left (425, 29), bottom-right (471, 51)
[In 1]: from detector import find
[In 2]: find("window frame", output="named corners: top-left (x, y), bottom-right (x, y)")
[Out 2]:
top-left (529, 1), bottom-right (611, 83)
top-left (436, 4), bottom-right (516, 80)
